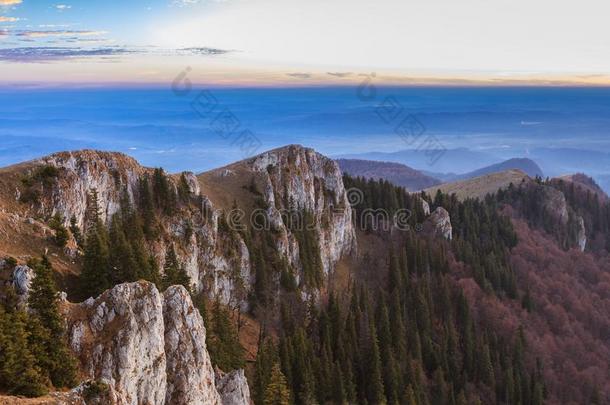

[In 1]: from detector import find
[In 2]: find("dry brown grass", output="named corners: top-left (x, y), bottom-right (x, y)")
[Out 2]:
top-left (424, 169), bottom-right (530, 201)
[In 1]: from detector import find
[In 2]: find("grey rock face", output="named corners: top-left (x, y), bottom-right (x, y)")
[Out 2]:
top-left (421, 199), bottom-right (431, 216)
top-left (12, 264), bottom-right (34, 306)
top-left (66, 281), bottom-right (246, 405)
top-left (12, 264), bottom-right (34, 296)
top-left (68, 282), bottom-right (168, 405)
top-left (215, 368), bottom-right (252, 405)
top-left (576, 216), bottom-right (587, 252)
top-left (541, 185), bottom-right (569, 226)
top-left (163, 286), bottom-right (221, 405)
top-left (429, 207), bottom-right (452, 240)
top-left (247, 145), bottom-right (356, 279)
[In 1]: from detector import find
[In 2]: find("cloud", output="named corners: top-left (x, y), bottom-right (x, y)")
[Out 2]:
top-left (177, 47), bottom-right (232, 55)
top-left (55, 4), bottom-right (71, 10)
top-left (38, 24), bottom-right (72, 28)
top-left (0, 46), bottom-right (134, 62)
top-left (286, 72), bottom-right (312, 79)
top-left (0, 0), bottom-right (22, 5)
top-left (173, 0), bottom-right (202, 6)
top-left (15, 30), bottom-right (107, 38)
top-left (0, 16), bottom-right (19, 22)
top-left (0, 45), bottom-right (235, 62)
top-left (327, 72), bottom-right (353, 78)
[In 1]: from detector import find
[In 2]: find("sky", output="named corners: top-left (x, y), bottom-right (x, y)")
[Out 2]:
top-left (1, 0), bottom-right (610, 85)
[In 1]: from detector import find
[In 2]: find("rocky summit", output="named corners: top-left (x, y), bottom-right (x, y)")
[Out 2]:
top-left (65, 281), bottom-right (248, 405)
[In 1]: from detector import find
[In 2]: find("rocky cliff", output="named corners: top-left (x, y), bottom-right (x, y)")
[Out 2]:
top-left (65, 281), bottom-right (250, 405)
top-left (244, 145), bottom-right (356, 279)
top-left (10, 146), bottom-right (356, 307)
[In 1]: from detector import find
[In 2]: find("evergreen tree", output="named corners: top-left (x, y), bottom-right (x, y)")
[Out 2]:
top-left (207, 300), bottom-right (245, 371)
top-left (162, 245), bottom-right (192, 292)
top-left (0, 306), bottom-right (48, 397)
top-left (153, 168), bottom-right (177, 215)
top-left (264, 363), bottom-right (291, 405)
top-left (81, 219), bottom-right (110, 297)
top-left (254, 338), bottom-right (278, 405)
top-left (28, 256), bottom-right (78, 389)
top-left (69, 215), bottom-right (83, 248)
top-left (48, 213), bottom-right (69, 248)
top-left (367, 326), bottom-right (387, 405)
top-left (108, 215), bottom-right (138, 284)
top-left (80, 189), bottom-right (111, 298)
top-left (138, 176), bottom-right (157, 238)
top-left (178, 173), bottom-right (192, 204)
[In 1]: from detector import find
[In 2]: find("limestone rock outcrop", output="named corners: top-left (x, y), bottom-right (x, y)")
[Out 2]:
top-left (67, 281), bottom-right (168, 405)
top-left (163, 286), bottom-right (221, 405)
top-left (11, 264), bottom-right (34, 306)
top-left (12, 264), bottom-right (34, 296)
top-left (576, 216), bottom-right (587, 252)
top-left (65, 281), bottom-right (247, 405)
top-left (421, 199), bottom-right (431, 216)
top-left (38, 150), bottom-right (148, 230)
top-left (245, 145), bottom-right (356, 279)
top-left (215, 369), bottom-right (252, 405)
top-left (429, 207), bottom-right (452, 240)
top-left (541, 185), bottom-right (569, 226)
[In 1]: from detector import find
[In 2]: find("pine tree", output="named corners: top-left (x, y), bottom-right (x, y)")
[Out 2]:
top-left (153, 168), bottom-right (177, 215)
top-left (207, 299), bottom-right (245, 371)
top-left (368, 326), bottom-right (387, 405)
top-left (0, 307), bottom-right (48, 397)
top-left (81, 189), bottom-right (110, 298)
top-left (479, 341), bottom-right (495, 388)
top-left (81, 219), bottom-right (110, 298)
top-left (178, 173), bottom-right (192, 204)
top-left (138, 176), bottom-right (157, 238)
top-left (108, 215), bottom-right (137, 284)
top-left (69, 215), bottom-right (83, 248)
top-left (162, 245), bottom-right (192, 292)
top-left (28, 256), bottom-right (78, 389)
top-left (48, 213), bottom-right (69, 247)
top-left (254, 338), bottom-right (278, 405)
top-left (403, 384), bottom-right (418, 405)
top-left (264, 363), bottom-right (291, 405)
top-left (331, 361), bottom-right (347, 404)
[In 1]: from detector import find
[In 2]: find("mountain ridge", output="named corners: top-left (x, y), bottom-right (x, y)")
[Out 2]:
top-left (1, 145), bottom-right (609, 404)
top-left (336, 158), bottom-right (441, 191)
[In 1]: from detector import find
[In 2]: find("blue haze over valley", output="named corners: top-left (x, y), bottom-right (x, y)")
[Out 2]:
top-left (1, 86), bottom-right (609, 192)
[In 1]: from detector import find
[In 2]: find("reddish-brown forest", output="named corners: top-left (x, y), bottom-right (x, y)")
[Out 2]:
top-left (460, 217), bottom-right (610, 404)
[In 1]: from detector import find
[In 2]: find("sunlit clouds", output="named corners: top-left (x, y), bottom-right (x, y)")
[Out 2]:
top-left (1, 0), bottom-right (610, 85)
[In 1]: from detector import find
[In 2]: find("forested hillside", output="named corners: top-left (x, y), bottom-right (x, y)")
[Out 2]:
top-left (0, 148), bottom-right (608, 404)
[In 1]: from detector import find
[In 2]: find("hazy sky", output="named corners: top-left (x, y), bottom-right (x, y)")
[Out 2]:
top-left (1, 0), bottom-right (609, 85)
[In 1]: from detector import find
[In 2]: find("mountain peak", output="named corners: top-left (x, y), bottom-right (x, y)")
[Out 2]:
top-left (40, 149), bottom-right (144, 171)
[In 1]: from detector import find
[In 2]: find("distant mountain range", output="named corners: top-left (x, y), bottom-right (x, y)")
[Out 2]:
top-left (336, 147), bottom-right (610, 194)
top-left (336, 156), bottom-right (544, 194)
top-left (430, 158), bottom-right (544, 182)
top-left (336, 159), bottom-right (441, 191)
top-left (336, 147), bottom-right (499, 174)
